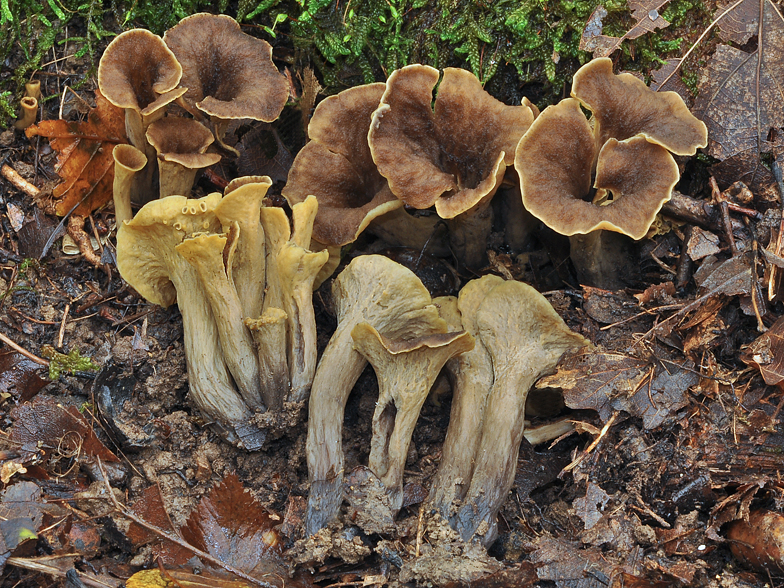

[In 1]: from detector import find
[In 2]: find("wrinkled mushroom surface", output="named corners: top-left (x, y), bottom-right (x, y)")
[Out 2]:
top-left (283, 83), bottom-right (402, 247)
top-left (306, 255), bottom-right (446, 535)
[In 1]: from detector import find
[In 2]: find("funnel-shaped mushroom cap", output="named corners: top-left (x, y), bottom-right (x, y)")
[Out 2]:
top-left (163, 13), bottom-right (288, 123)
top-left (306, 254), bottom-right (447, 535)
top-left (98, 29), bottom-right (183, 116)
top-left (572, 57), bottom-right (708, 156)
top-left (113, 144), bottom-right (148, 225)
top-left (146, 117), bottom-right (219, 164)
top-left (283, 83), bottom-right (402, 246)
top-left (368, 65), bottom-right (534, 219)
top-left (455, 280), bottom-right (589, 546)
top-left (515, 98), bottom-right (680, 239)
top-left (352, 324), bottom-right (474, 510)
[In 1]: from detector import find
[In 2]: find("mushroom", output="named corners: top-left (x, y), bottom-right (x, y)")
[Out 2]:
top-left (145, 117), bottom-right (221, 198)
top-left (452, 280), bottom-right (589, 546)
top-left (283, 83), bottom-right (403, 248)
top-left (163, 13), bottom-right (289, 155)
top-left (351, 323), bottom-right (474, 510)
top-left (306, 254), bottom-right (447, 535)
top-left (427, 275), bottom-right (504, 520)
top-left (176, 231), bottom-right (264, 410)
top-left (514, 58), bottom-right (707, 289)
top-left (112, 144), bottom-right (148, 225)
top-left (260, 196), bottom-right (329, 406)
top-left (368, 65), bottom-right (534, 268)
top-left (14, 96), bottom-right (37, 130)
top-left (116, 194), bottom-right (263, 447)
top-left (97, 29), bottom-right (186, 190)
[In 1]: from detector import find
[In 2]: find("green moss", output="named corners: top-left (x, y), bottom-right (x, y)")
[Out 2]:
top-left (41, 345), bottom-right (100, 380)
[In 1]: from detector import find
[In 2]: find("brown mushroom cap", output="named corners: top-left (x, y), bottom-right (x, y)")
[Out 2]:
top-left (163, 13), bottom-right (288, 123)
top-left (145, 117), bottom-right (221, 168)
top-left (98, 29), bottom-right (183, 115)
top-left (515, 98), bottom-right (680, 239)
top-left (283, 83), bottom-right (402, 246)
top-left (572, 57), bottom-right (708, 156)
top-left (368, 65), bottom-right (534, 219)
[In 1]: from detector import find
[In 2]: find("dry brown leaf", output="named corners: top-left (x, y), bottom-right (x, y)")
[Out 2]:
top-left (693, 0), bottom-right (784, 202)
top-left (539, 348), bottom-right (698, 429)
top-left (0, 352), bottom-right (47, 403)
top-left (580, 1), bottom-right (671, 57)
top-left (25, 90), bottom-right (127, 217)
top-left (741, 315), bottom-right (784, 384)
top-left (127, 484), bottom-right (193, 565)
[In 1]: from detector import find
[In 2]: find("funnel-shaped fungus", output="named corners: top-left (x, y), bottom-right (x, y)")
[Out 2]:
top-left (283, 83), bottom-right (402, 247)
top-left (306, 255), bottom-right (447, 535)
top-left (98, 29), bottom-right (185, 169)
top-left (515, 57), bottom-right (707, 288)
top-left (163, 13), bottom-right (289, 154)
top-left (145, 117), bottom-right (221, 198)
top-left (116, 194), bottom-right (258, 443)
top-left (428, 275), bottom-right (504, 519)
top-left (351, 323), bottom-right (474, 511)
top-left (176, 232), bottom-right (264, 410)
top-left (112, 144), bottom-right (148, 225)
top-left (368, 65), bottom-right (534, 267)
top-left (14, 96), bottom-right (37, 130)
top-left (259, 196), bottom-right (329, 407)
top-left (453, 280), bottom-right (588, 546)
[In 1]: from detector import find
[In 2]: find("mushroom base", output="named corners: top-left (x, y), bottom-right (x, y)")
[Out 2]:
top-left (569, 230), bottom-right (638, 290)
top-left (445, 199), bottom-right (493, 270)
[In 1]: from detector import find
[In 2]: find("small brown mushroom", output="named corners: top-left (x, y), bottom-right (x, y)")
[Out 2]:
top-left (112, 144), bottom-right (148, 225)
top-left (163, 13), bottom-right (289, 154)
top-left (352, 323), bottom-right (474, 510)
top-left (283, 83), bottom-right (402, 247)
top-left (97, 29), bottom-right (185, 167)
top-left (369, 65), bottom-right (534, 268)
top-left (145, 117), bottom-right (221, 198)
top-left (453, 280), bottom-right (588, 546)
top-left (515, 58), bottom-right (707, 289)
top-left (306, 255), bottom-right (446, 535)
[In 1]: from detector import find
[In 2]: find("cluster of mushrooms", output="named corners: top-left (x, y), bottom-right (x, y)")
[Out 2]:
top-left (106, 13), bottom-right (708, 547)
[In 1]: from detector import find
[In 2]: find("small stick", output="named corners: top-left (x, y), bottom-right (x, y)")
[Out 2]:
top-left (560, 411), bottom-right (618, 476)
top-left (1, 164), bottom-right (40, 197)
top-left (415, 503), bottom-right (425, 558)
top-left (0, 331), bottom-right (49, 366)
top-left (720, 201), bottom-right (739, 256)
top-left (6, 556), bottom-right (118, 588)
top-left (57, 303), bottom-right (70, 349)
top-left (675, 225), bottom-right (694, 289)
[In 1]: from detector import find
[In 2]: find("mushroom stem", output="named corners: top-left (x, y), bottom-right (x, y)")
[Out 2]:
top-left (14, 96), bottom-right (38, 130)
top-left (124, 108), bottom-right (158, 202)
top-left (176, 232), bottom-right (264, 410)
top-left (444, 195), bottom-right (494, 270)
top-left (112, 144), bottom-right (148, 225)
top-left (245, 308), bottom-right (288, 410)
top-left (157, 159), bottom-right (200, 198)
top-left (352, 324), bottom-right (474, 511)
top-left (211, 116), bottom-right (240, 157)
top-left (569, 230), bottom-right (636, 290)
top-left (24, 80), bottom-right (41, 102)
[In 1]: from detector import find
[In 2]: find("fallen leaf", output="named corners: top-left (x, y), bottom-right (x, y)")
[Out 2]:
top-left (580, 0), bottom-right (671, 57)
top-left (25, 90), bottom-right (127, 216)
top-left (573, 482), bottom-right (612, 530)
top-left (128, 485), bottom-right (193, 565)
top-left (693, 0), bottom-right (784, 202)
top-left (9, 395), bottom-right (118, 463)
top-left (539, 348), bottom-right (698, 429)
top-left (236, 125), bottom-right (294, 184)
top-left (741, 315), bottom-right (784, 384)
top-left (0, 351), bottom-right (47, 402)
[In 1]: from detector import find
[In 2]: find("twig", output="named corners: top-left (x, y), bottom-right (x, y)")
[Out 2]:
top-left (57, 303), bottom-right (70, 349)
top-left (95, 458), bottom-right (278, 588)
top-left (560, 411), bottom-right (618, 476)
top-left (415, 503), bottom-right (425, 558)
top-left (0, 331), bottom-right (49, 366)
top-left (6, 556), bottom-right (120, 588)
top-left (675, 225), bottom-right (694, 289)
top-left (1, 164), bottom-right (40, 197)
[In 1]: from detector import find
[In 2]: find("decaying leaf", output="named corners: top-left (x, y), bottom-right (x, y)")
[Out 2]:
top-left (0, 352), bottom-right (47, 403)
top-left (236, 125), bottom-right (294, 184)
top-left (25, 90), bottom-right (127, 217)
top-left (9, 395), bottom-right (118, 463)
top-left (128, 485), bottom-right (193, 565)
top-left (693, 0), bottom-right (784, 202)
top-left (580, 1), bottom-right (671, 57)
top-left (539, 348), bottom-right (698, 429)
top-left (741, 315), bottom-right (784, 385)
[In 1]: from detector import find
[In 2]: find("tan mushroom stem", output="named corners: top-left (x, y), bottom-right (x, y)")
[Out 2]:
top-left (116, 195), bottom-right (259, 447)
top-left (453, 281), bottom-right (588, 547)
top-left (352, 324), bottom-right (474, 511)
top-left (24, 80), bottom-right (41, 101)
top-left (569, 231), bottom-right (637, 289)
top-left (306, 255), bottom-right (446, 535)
top-left (14, 96), bottom-right (37, 130)
top-left (157, 153), bottom-right (220, 198)
top-left (112, 144), bottom-right (148, 225)
top-left (215, 176), bottom-right (270, 320)
top-left (428, 275), bottom-right (504, 519)
top-left (245, 308), bottom-right (288, 410)
top-left (176, 230), bottom-right (264, 410)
